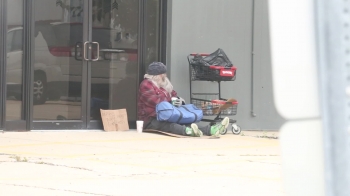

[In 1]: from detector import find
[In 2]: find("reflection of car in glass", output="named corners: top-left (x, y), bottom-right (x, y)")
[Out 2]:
top-left (7, 22), bottom-right (138, 105)
top-left (36, 22), bottom-right (138, 100)
top-left (7, 27), bottom-right (64, 104)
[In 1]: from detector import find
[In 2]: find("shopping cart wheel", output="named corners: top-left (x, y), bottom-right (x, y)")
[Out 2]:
top-left (231, 124), bottom-right (241, 135)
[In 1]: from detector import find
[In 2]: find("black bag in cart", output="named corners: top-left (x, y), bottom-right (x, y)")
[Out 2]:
top-left (191, 48), bottom-right (233, 67)
top-left (190, 48), bottom-right (236, 81)
top-left (204, 48), bottom-right (233, 67)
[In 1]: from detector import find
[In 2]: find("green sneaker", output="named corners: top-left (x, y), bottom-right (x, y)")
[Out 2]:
top-left (210, 117), bottom-right (230, 137)
top-left (185, 124), bottom-right (203, 137)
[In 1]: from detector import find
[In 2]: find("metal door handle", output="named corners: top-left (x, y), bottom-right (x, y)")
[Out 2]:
top-left (83, 41), bottom-right (90, 61)
top-left (91, 42), bottom-right (100, 61)
top-left (83, 41), bottom-right (100, 61)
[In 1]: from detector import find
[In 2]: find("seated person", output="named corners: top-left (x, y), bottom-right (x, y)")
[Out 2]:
top-left (138, 62), bottom-right (229, 137)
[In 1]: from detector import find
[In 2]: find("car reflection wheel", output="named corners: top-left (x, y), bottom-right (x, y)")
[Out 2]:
top-left (33, 73), bottom-right (47, 105)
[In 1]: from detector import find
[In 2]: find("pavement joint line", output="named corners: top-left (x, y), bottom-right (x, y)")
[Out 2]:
top-left (0, 160), bottom-right (94, 172)
top-left (164, 157), bottom-right (281, 169)
top-left (0, 138), bottom-right (278, 148)
top-left (246, 160), bottom-right (281, 165)
top-left (0, 157), bottom-right (281, 182)
top-left (0, 177), bottom-right (157, 181)
top-left (85, 158), bottom-right (281, 182)
top-left (0, 165), bottom-right (157, 180)
top-left (0, 139), bottom-right (279, 149)
top-left (0, 143), bottom-right (279, 159)
top-left (0, 141), bottom-right (278, 155)
top-left (177, 170), bottom-right (282, 181)
top-left (0, 183), bottom-right (113, 196)
top-left (0, 151), bottom-right (279, 162)
top-left (0, 137), bottom-right (175, 149)
top-left (0, 154), bottom-right (280, 168)
top-left (0, 150), bottom-right (141, 158)
top-left (0, 173), bottom-right (281, 182)
top-left (0, 133), bottom-right (278, 144)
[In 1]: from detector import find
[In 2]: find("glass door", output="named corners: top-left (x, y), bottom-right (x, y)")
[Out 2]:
top-left (5, 0), bottom-right (26, 130)
top-left (31, 0), bottom-right (88, 129)
top-left (30, 0), bottom-right (162, 130)
top-left (31, 0), bottom-right (141, 129)
top-left (1, 0), bottom-right (30, 130)
top-left (88, 0), bottom-right (140, 128)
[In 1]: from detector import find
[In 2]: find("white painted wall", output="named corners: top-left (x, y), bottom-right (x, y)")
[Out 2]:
top-left (167, 0), bottom-right (285, 130)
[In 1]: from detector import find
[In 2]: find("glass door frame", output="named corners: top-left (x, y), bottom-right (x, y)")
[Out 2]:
top-left (0, 0), bottom-right (27, 131)
top-left (87, 0), bottom-right (144, 129)
top-left (1, 0), bottom-right (167, 130)
top-left (87, 0), bottom-right (169, 130)
top-left (30, 0), bottom-right (138, 130)
top-left (0, 0), bottom-right (6, 130)
top-left (31, 0), bottom-right (90, 130)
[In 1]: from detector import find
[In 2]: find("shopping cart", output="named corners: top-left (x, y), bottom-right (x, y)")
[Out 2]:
top-left (188, 53), bottom-right (241, 135)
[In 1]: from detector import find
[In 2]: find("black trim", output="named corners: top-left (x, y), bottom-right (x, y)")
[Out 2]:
top-left (20, 1), bottom-right (26, 120)
top-left (89, 120), bottom-right (136, 130)
top-left (26, 0), bottom-right (34, 130)
top-left (136, 0), bottom-right (144, 122)
top-left (6, 121), bottom-right (27, 131)
top-left (84, 0), bottom-right (90, 127)
top-left (0, 0), bottom-right (28, 131)
top-left (32, 121), bottom-right (85, 130)
top-left (0, 0), bottom-right (7, 129)
top-left (160, 0), bottom-right (168, 63)
top-left (138, 0), bottom-right (145, 85)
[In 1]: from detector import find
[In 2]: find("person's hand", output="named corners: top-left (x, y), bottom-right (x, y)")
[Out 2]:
top-left (171, 97), bottom-right (182, 107)
top-left (173, 99), bottom-right (182, 107)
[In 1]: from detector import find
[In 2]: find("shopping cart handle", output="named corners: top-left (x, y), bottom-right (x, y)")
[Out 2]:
top-left (190, 53), bottom-right (210, 56)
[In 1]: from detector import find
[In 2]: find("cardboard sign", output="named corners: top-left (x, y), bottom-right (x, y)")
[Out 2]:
top-left (100, 109), bottom-right (129, 131)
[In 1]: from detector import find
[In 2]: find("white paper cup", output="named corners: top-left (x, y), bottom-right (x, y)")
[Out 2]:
top-left (136, 121), bottom-right (144, 133)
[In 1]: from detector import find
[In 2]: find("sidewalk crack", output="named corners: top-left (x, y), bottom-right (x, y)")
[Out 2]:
top-left (0, 183), bottom-right (113, 196)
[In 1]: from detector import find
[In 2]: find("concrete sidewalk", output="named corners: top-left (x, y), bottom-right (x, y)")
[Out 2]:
top-left (0, 131), bottom-right (285, 196)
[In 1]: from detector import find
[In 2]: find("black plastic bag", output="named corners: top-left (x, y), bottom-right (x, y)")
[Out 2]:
top-left (191, 54), bottom-right (210, 67)
top-left (190, 48), bottom-right (235, 81)
top-left (191, 48), bottom-right (233, 67)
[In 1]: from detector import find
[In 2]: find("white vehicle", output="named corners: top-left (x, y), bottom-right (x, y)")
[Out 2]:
top-left (6, 27), bottom-right (64, 104)
top-left (7, 22), bottom-right (138, 105)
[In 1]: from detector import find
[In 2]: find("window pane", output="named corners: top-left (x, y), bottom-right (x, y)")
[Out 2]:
top-left (32, 0), bottom-right (84, 120)
top-left (144, 0), bottom-right (160, 66)
top-left (13, 30), bottom-right (23, 51)
top-left (6, 31), bottom-right (13, 52)
top-left (90, 0), bottom-right (139, 122)
top-left (6, 0), bottom-right (24, 121)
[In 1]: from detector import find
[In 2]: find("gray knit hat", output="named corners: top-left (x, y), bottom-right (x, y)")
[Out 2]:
top-left (147, 62), bottom-right (167, 75)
